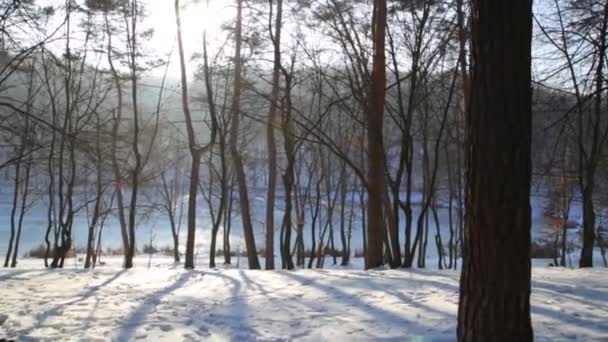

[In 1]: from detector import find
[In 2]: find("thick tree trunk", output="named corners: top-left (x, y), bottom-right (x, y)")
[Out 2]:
top-left (579, 187), bottom-right (595, 267)
top-left (366, 0), bottom-right (387, 270)
top-left (457, 0), bottom-right (534, 340)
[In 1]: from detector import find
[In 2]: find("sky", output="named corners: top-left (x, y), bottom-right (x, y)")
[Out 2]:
top-left (13, 0), bottom-right (570, 87)
top-left (26, 0), bottom-right (238, 79)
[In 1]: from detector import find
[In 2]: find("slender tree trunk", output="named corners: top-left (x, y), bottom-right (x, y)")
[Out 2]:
top-left (11, 150), bottom-right (32, 268)
top-left (560, 220), bottom-right (568, 267)
top-left (4, 154), bottom-right (21, 267)
top-left (124, 0), bottom-right (143, 269)
top-left (579, 0), bottom-right (608, 268)
top-left (339, 164), bottom-right (349, 266)
top-left (176, 0), bottom-right (212, 269)
top-left (307, 173), bottom-right (322, 269)
top-left (231, 0), bottom-right (260, 269)
top-left (279, 55), bottom-right (296, 270)
top-left (457, 0), bottom-right (533, 340)
top-left (106, 12), bottom-right (130, 267)
top-left (224, 177), bottom-right (234, 264)
top-left (265, 0), bottom-right (283, 270)
top-left (185, 151), bottom-right (201, 268)
top-left (201, 26), bottom-right (222, 269)
top-left (85, 114), bottom-right (104, 269)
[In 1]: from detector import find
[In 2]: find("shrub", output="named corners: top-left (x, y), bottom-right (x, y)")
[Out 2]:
top-left (105, 246), bottom-right (124, 256)
top-left (142, 243), bottom-right (158, 254)
top-left (160, 245), bottom-right (176, 256)
top-left (531, 240), bottom-right (558, 259)
top-left (25, 244), bottom-right (77, 259)
top-left (216, 249), bottom-right (243, 257)
top-left (323, 246), bottom-right (343, 257)
top-left (25, 244), bottom-right (47, 258)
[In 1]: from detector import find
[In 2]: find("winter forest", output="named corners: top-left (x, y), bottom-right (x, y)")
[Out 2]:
top-left (0, 0), bottom-right (607, 340)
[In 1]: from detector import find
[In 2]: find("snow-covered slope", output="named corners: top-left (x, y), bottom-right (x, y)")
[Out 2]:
top-left (1, 257), bottom-right (607, 341)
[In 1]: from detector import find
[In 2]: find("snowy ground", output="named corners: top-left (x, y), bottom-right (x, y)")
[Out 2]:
top-left (1, 257), bottom-right (607, 341)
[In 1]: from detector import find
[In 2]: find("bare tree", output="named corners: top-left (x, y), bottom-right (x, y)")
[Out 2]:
top-left (175, 0), bottom-right (218, 269)
top-left (230, 0), bottom-right (260, 269)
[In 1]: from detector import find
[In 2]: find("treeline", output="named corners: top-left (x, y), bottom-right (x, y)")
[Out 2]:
top-left (0, 0), bottom-right (607, 275)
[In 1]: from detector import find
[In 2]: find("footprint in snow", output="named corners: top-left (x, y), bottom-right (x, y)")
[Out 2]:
top-left (196, 325), bottom-right (210, 337)
top-left (0, 314), bottom-right (8, 325)
top-left (156, 324), bottom-right (173, 332)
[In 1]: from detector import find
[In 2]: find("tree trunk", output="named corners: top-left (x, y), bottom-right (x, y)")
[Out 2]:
top-left (457, 0), bottom-right (533, 340)
top-left (85, 114), bottom-right (104, 269)
top-left (106, 12), bottom-right (130, 268)
top-left (185, 151), bottom-right (201, 268)
top-left (224, 178), bottom-right (234, 264)
top-left (579, 0), bottom-right (608, 268)
top-left (339, 164), bottom-right (349, 266)
top-left (176, 0), bottom-right (213, 269)
top-left (366, 0), bottom-right (387, 270)
top-left (125, 0), bottom-right (143, 270)
top-left (231, 0), bottom-right (260, 269)
top-left (579, 187), bottom-right (595, 267)
top-left (4, 155), bottom-right (21, 267)
top-left (265, 0), bottom-right (283, 270)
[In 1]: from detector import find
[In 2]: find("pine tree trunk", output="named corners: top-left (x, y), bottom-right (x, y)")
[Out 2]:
top-left (457, 0), bottom-right (533, 340)
top-left (366, 0), bottom-right (387, 270)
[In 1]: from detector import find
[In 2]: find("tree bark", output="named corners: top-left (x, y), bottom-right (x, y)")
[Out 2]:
top-left (366, 0), bottom-right (387, 270)
top-left (457, 0), bottom-right (533, 340)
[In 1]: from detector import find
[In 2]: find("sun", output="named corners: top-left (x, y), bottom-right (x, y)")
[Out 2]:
top-left (144, 0), bottom-right (230, 57)
top-left (181, 0), bottom-right (224, 34)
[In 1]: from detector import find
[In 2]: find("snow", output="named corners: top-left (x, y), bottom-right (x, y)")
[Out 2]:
top-left (1, 257), bottom-right (607, 341)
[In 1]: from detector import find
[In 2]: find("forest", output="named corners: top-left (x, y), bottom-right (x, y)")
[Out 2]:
top-left (0, 0), bottom-right (607, 341)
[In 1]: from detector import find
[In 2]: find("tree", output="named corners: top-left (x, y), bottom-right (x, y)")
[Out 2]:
top-left (175, 0), bottom-right (217, 269)
top-left (366, 0), bottom-right (387, 269)
top-left (265, 0), bottom-right (283, 270)
top-left (536, 0), bottom-right (608, 268)
top-left (230, 0), bottom-right (261, 269)
top-left (457, 0), bottom-right (534, 340)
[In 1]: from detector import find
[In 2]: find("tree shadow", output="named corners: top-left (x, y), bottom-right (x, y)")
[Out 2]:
top-left (531, 305), bottom-right (608, 336)
top-left (17, 270), bottom-right (126, 339)
top-left (276, 270), bottom-right (451, 338)
top-left (115, 271), bottom-right (194, 341)
top-left (114, 270), bottom-right (257, 341)
top-left (0, 270), bottom-right (44, 282)
top-left (532, 279), bottom-right (608, 308)
top-left (202, 270), bottom-right (258, 339)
